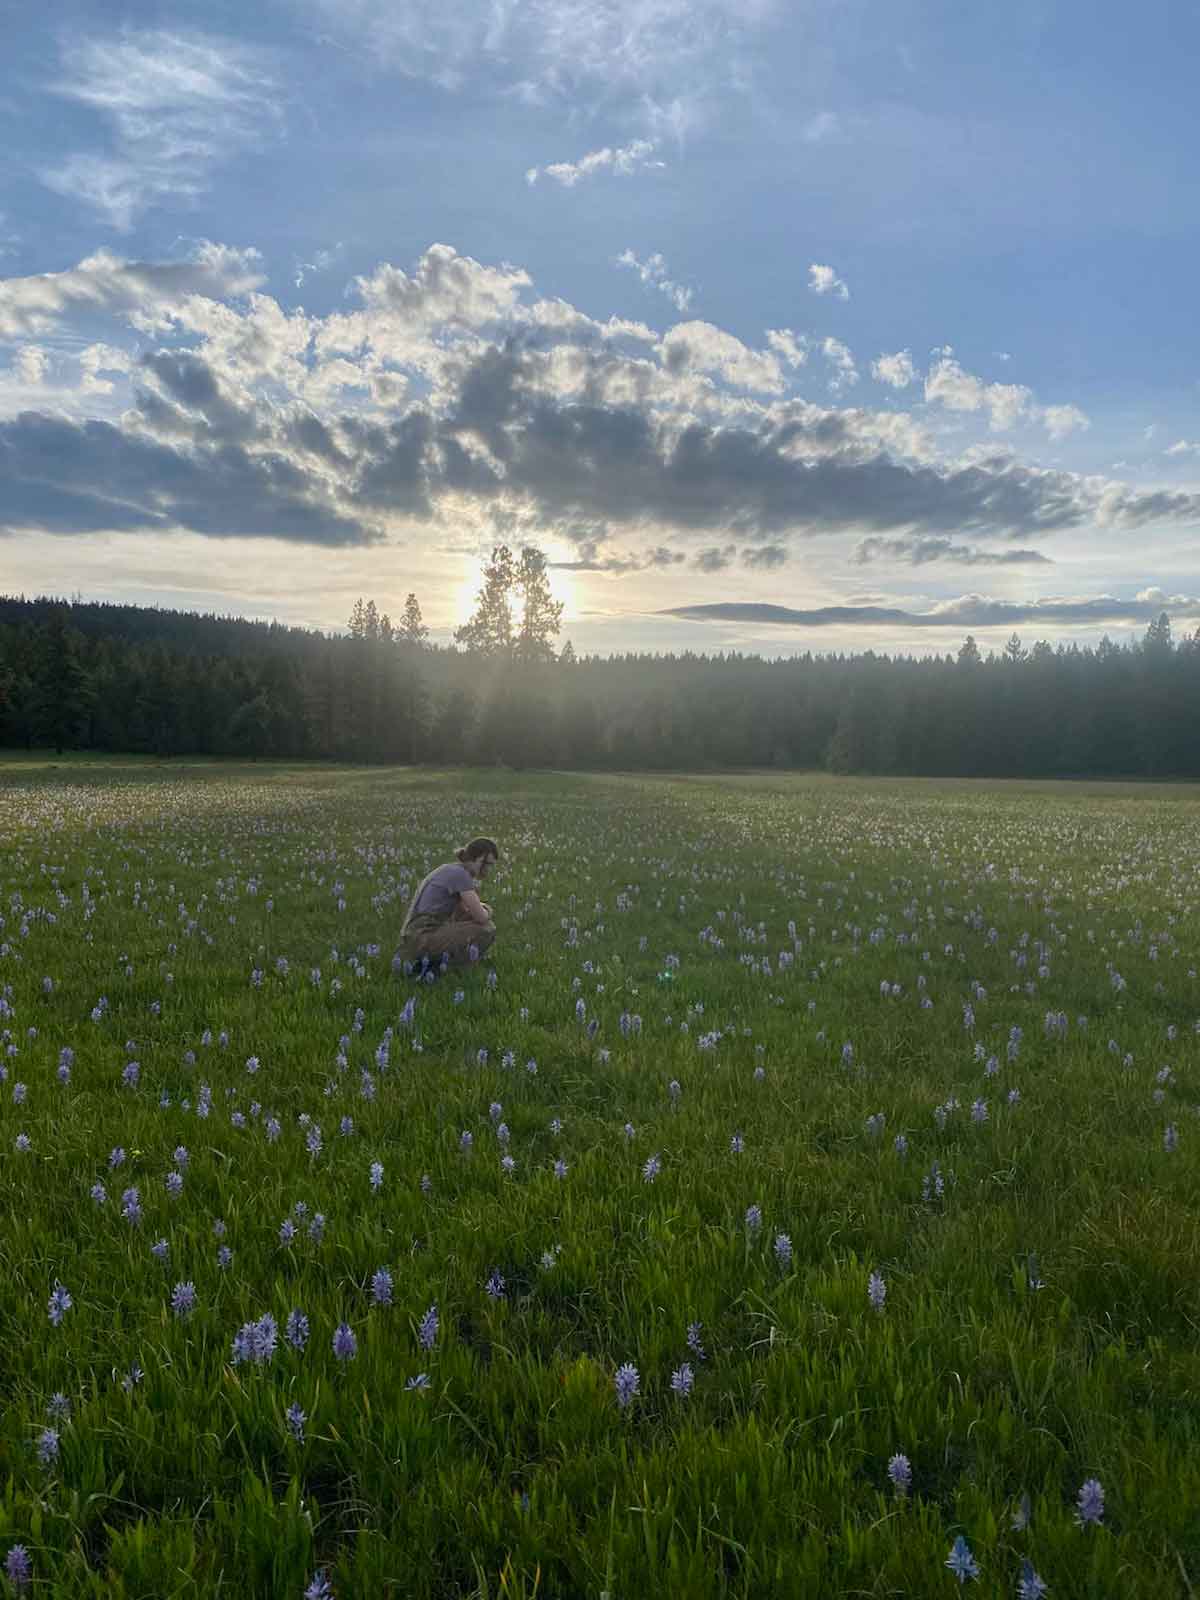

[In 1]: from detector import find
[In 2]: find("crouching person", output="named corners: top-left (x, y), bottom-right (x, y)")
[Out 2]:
top-left (400, 837), bottom-right (498, 972)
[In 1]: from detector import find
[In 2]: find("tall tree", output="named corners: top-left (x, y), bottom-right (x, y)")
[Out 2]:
top-left (398, 593), bottom-right (429, 648)
top-left (455, 546), bottom-right (515, 659)
top-left (31, 608), bottom-right (93, 754)
top-left (514, 546), bottom-right (564, 664)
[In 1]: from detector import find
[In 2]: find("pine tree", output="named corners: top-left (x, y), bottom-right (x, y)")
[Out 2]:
top-left (1002, 632), bottom-right (1025, 664)
top-left (455, 546), bottom-right (516, 659)
top-left (32, 608), bottom-right (93, 754)
top-left (514, 546), bottom-right (564, 664)
top-left (399, 593), bottom-right (429, 648)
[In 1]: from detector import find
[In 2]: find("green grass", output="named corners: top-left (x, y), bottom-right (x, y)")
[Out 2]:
top-left (1, 763), bottom-right (1199, 1597)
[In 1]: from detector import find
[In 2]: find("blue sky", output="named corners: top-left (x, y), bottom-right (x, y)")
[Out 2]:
top-left (2, 0), bottom-right (1198, 656)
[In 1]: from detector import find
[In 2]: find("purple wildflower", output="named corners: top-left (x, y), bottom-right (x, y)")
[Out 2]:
top-left (642, 1152), bottom-right (661, 1183)
top-left (36, 1426), bottom-right (59, 1466)
top-left (773, 1232), bottom-right (793, 1269)
top-left (120, 1186), bottom-right (142, 1224)
top-left (170, 1281), bottom-right (197, 1318)
top-left (47, 1281), bottom-right (72, 1326)
top-left (614, 1362), bottom-right (640, 1409)
top-left (944, 1535), bottom-right (979, 1583)
top-left (286, 1401), bottom-right (306, 1442)
top-left (286, 1309), bottom-right (310, 1351)
top-left (868, 1271), bottom-right (887, 1313)
top-left (686, 1321), bottom-right (706, 1361)
top-left (417, 1303), bottom-right (439, 1351)
top-left (369, 1160), bottom-right (384, 1190)
top-left (887, 1453), bottom-right (911, 1497)
top-left (484, 1268), bottom-right (506, 1300)
top-left (304, 1570), bottom-right (334, 1599)
top-left (1018, 1560), bottom-right (1048, 1600)
top-left (670, 1363), bottom-right (694, 1397)
top-left (745, 1204), bottom-right (762, 1233)
top-left (4, 1545), bottom-right (32, 1590)
top-left (371, 1267), bottom-right (393, 1306)
top-left (1075, 1477), bottom-right (1104, 1527)
top-left (332, 1322), bottom-right (357, 1363)
top-left (405, 1372), bottom-right (431, 1391)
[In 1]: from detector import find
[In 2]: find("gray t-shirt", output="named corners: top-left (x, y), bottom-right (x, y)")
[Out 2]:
top-left (407, 862), bottom-right (476, 921)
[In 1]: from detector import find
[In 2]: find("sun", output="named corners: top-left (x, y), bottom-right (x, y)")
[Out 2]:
top-left (451, 553), bottom-right (577, 631)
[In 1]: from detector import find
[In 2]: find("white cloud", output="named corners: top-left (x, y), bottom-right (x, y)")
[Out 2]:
top-left (294, 243), bottom-right (345, 290)
top-left (871, 349), bottom-right (917, 389)
top-left (821, 336), bottom-right (858, 392)
top-left (43, 29), bottom-right (279, 230)
top-left (527, 139), bottom-right (664, 188)
top-left (660, 321), bottom-right (784, 392)
top-left (0, 241), bottom-right (265, 339)
top-left (13, 346), bottom-right (48, 386)
top-left (1166, 439), bottom-right (1200, 456)
top-left (924, 353), bottom-right (1032, 431)
top-left (616, 249), bottom-right (693, 313)
top-left (1041, 403), bottom-right (1090, 440)
top-left (765, 328), bottom-right (809, 368)
top-left (808, 263), bottom-right (850, 300)
top-left (80, 343), bottom-right (134, 394)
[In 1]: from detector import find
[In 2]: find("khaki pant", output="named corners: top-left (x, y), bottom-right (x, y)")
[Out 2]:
top-left (401, 906), bottom-right (496, 966)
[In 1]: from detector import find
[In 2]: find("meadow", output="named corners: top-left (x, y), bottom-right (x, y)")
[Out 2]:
top-left (1, 759), bottom-right (1199, 1598)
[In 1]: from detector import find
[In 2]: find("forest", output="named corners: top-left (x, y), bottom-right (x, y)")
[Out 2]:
top-left (3, 544), bottom-right (1199, 778)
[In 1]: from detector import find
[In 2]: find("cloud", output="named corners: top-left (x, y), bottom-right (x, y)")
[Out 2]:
top-left (809, 263), bottom-right (849, 300)
top-left (616, 249), bottom-right (693, 313)
top-left (765, 328), bottom-right (809, 369)
top-left (871, 349), bottom-right (917, 389)
top-left (853, 535), bottom-right (1053, 566)
top-left (924, 350), bottom-right (1090, 440)
top-left (821, 336), bottom-right (858, 393)
top-left (295, 0), bottom-right (777, 117)
top-left (801, 112), bottom-right (841, 143)
top-left (0, 241), bottom-right (264, 339)
top-left (43, 29), bottom-right (280, 230)
top-left (925, 352), bottom-right (1031, 431)
top-left (294, 243), bottom-right (345, 290)
top-left (5, 239), bottom-right (1200, 562)
top-left (548, 539), bottom-right (686, 574)
top-left (1041, 403), bottom-right (1090, 440)
top-left (661, 595), bottom-right (1200, 629)
top-left (1166, 440), bottom-right (1200, 456)
top-left (526, 139), bottom-right (664, 187)
top-left (693, 543), bottom-right (736, 571)
top-left (12, 348), bottom-right (48, 387)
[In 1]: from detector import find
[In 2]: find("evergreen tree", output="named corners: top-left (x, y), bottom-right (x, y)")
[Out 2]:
top-left (399, 593), bottom-right (429, 648)
top-left (514, 546), bottom-right (564, 664)
top-left (31, 607), bottom-right (92, 753)
top-left (455, 546), bottom-right (515, 659)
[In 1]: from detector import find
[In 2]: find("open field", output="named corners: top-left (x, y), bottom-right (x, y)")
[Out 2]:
top-left (1, 762), bottom-right (1199, 1597)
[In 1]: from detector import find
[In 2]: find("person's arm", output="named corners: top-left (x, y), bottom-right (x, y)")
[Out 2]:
top-left (458, 888), bottom-right (492, 925)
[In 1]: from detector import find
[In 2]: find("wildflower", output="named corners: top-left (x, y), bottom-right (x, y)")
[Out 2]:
top-left (369, 1160), bottom-right (383, 1190)
top-left (417, 1303), bottom-right (439, 1351)
top-left (121, 1364), bottom-right (144, 1393)
top-left (171, 1281), bottom-right (197, 1318)
top-left (280, 1219), bottom-right (297, 1245)
top-left (730, 1132), bottom-right (744, 1154)
top-left (670, 1362), bottom-right (694, 1397)
top-left (773, 1232), bottom-right (793, 1269)
top-left (308, 1213), bottom-right (326, 1243)
top-left (151, 1238), bottom-right (169, 1261)
top-left (686, 1321), bottom-right (707, 1361)
top-left (614, 1363), bottom-right (640, 1409)
top-left (745, 1204), bottom-right (762, 1234)
top-left (4, 1545), bottom-right (32, 1590)
top-left (970, 1099), bottom-right (988, 1125)
top-left (867, 1271), bottom-right (887, 1313)
top-left (47, 1281), bottom-right (72, 1326)
top-left (553, 1159), bottom-right (568, 1179)
top-left (405, 1372), bottom-right (431, 1391)
top-left (332, 1323), bottom-right (357, 1363)
top-left (1075, 1476), bottom-right (1104, 1527)
top-left (217, 1245), bottom-right (233, 1270)
top-left (286, 1309), bottom-right (310, 1351)
top-left (460, 1131), bottom-right (474, 1153)
top-left (944, 1534), bottom-right (979, 1583)
top-left (642, 1153), bottom-right (661, 1183)
top-left (1017, 1559), bottom-right (1048, 1599)
top-left (165, 1170), bottom-right (184, 1196)
top-left (36, 1426), bottom-right (59, 1466)
top-left (893, 1133), bottom-right (908, 1157)
top-left (484, 1268), bottom-right (506, 1300)
top-left (1165, 1123), bottom-right (1179, 1152)
top-left (109, 1146), bottom-right (126, 1168)
top-left (232, 1313), bottom-right (278, 1366)
top-left (371, 1267), bottom-right (393, 1306)
top-left (286, 1402), bottom-right (306, 1442)
top-left (865, 1113), bottom-right (885, 1139)
top-left (306, 1125), bottom-right (323, 1160)
top-left (623, 1122), bottom-right (636, 1141)
top-left (121, 1187), bottom-right (142, 1224)
top-left (304, 1570), bottom-right (334, 1599)
top-left (887, 1453), bottom-right (911, 1497)
top-left (46, 1393), bottom-right (70, 1421)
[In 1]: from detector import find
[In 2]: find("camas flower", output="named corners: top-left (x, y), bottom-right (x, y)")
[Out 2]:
top-left (286, 1402), bottom-right (306, 1442)
top-left (332, 1323), bottom-right (357, 1363)
top-left (371, 1267), bottom-right (393, 1305)
top-left (867, 1271), bottom-right (887, 1313)
top-left (286, 1309), bottom-right (310, 1350)
top-left (773, 1233), bottom-right (793, 1269)
top-left (887, 1453), bottom-right (911, 1496)
top-left (614, 1363), bottom-right (640, 1408)
top-left (170, 1281), bottom-right (197, 1318)
top-left (1017, 1559), bottom-right (1048, 1600)
top-left (47, 1281), bottom-right (72, 1326)
top-left (1075, 1476), bottom-right (1104, 1526)
top-left (417, 1303), bottom-right (439, 1351)
top-left (670, 1363), bottom-right (694, 1397)
top-left (944, 1535), bottom-right (979, 1583)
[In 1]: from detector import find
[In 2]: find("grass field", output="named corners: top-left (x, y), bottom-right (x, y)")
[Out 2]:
top-left (1, 760), bottom-right (1199, 1598)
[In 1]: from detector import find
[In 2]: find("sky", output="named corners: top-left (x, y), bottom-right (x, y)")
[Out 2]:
top-left (1, 0), bottom-right (1199, 658)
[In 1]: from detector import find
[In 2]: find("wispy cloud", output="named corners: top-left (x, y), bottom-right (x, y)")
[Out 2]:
top-left (924, 347), bottom-right (1090, 440)
top-left (42, 29), bottom-right (279, 230)
top-left (526, 139), bottom-right (664, 188)
top-left (616, 249), bottom-right (693, 313)
top-left (294, 243), bottom-right (345, 290)
top-left (821, 335), bottom-right (858, 392)
top-left (662, 595), bottom-right (1200, 629)
top-left (853, 535), bottom-right (1053, 566)
top-left (809, 262), bottom-right (850, 300)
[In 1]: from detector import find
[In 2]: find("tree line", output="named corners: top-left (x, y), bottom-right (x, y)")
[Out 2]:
top-left (3, 547), bottom-right (1199, 777)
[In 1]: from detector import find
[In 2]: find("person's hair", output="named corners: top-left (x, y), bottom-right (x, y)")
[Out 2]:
top-left (456, 837), bottom-right (499, 864)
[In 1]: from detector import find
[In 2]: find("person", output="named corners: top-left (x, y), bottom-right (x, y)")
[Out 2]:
top-left (399, 837), bottom-right (498, 971)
